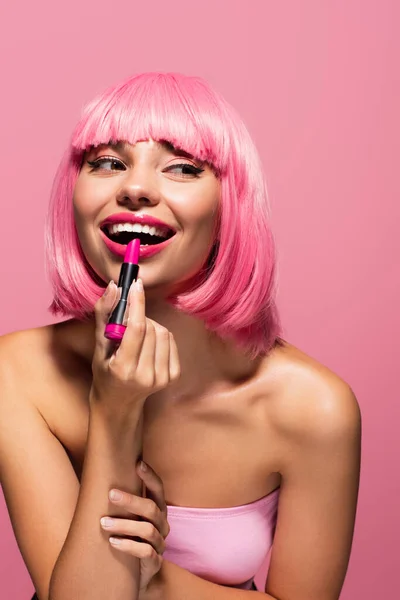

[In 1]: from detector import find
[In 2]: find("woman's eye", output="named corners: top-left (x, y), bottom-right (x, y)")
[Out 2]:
top-left (86, 158), bottom-right (204, 177)
top-left (165, 163), bottom-right (204, 177)
top-left (87, 157), bottom-right (125, 171)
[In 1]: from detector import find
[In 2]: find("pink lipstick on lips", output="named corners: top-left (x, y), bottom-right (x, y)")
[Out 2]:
top-left (104, 238), bottom-right (140, 341)
top-left (100, 212), bottom-right (176, 259)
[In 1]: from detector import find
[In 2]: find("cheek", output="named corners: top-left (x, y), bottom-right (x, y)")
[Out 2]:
top-left (168, 185), bottom-right (220, 280)
top-left (72, 178), bottom-right (107, 262)
top-left (73, 177), bottom-right (101, 221)
top-left (170, 184), bottom-right (220, 232)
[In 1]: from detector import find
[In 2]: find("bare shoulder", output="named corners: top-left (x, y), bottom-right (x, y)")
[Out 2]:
top-left (265, 339), bottom-right (362, 446)
top-left (0, 321), bottom-right (89, 434)
top-left (0, 326), bottom-right (56, 411)
top-left (0, 325), bottom-right (55, 387)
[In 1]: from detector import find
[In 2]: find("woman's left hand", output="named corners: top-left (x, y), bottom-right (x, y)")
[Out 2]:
top-left (101, 460), bottom-right (170, 596)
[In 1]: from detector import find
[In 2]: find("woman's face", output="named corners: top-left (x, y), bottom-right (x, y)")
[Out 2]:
top-left (73, 138), bottom-right (220, 296)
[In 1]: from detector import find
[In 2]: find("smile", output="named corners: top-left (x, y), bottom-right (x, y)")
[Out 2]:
top-left (99, 227), bottom-right (176, 259)
top-left (101, 222), bottom-right (175, 247)
top-left (99, 212), bottom-right (177, 259)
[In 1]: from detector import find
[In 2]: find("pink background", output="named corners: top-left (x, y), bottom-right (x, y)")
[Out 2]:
top-left (0, 1), bottom-right (399, 598)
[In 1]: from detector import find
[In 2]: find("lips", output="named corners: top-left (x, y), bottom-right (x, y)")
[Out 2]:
top-left (100, 212), bottom-right (176, 236)
top-left (99, 212), bottom-right (177, 259)
top-left (99, 228), bottom-right (176, 259)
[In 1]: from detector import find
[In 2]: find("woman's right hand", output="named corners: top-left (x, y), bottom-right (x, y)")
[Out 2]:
top-left (101, 460), bottom-right (170, 595)
top-left (90, 278), bottom-right (181, 414)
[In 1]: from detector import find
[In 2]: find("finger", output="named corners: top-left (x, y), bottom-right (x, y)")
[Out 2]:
top-left (139, 320), bottom-right (170, 389)
top-left (101, 518), bottom-right (166, 554)
top-left (109, 537), bottom-right (164, 564)
top-left (94, 280), bottom-right (117, 337)
top-left (109, 489), bottom-right (164, 533)
top-left (115, 279), bottom-right (146, 367)
top-left (168, 333), bottom-right (181, 382)
top-left (134, 317), bottom-right (171, 389)
top-left (93, 281), bottom-right (120, 359)
top-left (137, 462), bottom-right (169, 538)
top-left (136, 462), bottom-right (167, 513)
top-left (155, 326), bottom-right (171, 387)
top-left (134, 319), bottom-right (157, 383)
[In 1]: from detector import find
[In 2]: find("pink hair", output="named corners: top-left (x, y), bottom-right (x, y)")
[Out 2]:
top-left (45, 72), bottom-right (283, 359)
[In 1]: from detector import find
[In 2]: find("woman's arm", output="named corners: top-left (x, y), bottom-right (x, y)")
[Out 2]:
top-left (147, 560), bottom-right (277, 599)
top-left (264, 374), bottom-right (362, 600)
top-left (49, 403), bottom-right (144, 600)
top-left (0, 332), bottom-right (144, 600)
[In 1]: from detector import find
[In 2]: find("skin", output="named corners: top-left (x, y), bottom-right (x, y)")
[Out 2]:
top-left (0, 138), bottom-right (361, 599)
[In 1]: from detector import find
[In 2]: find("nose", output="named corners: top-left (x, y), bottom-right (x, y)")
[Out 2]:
top-left (116, 164), bottom-right (161, 210)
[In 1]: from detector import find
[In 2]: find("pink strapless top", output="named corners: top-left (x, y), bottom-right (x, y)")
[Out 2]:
top-left (164, 487), bottom-right (280, 590)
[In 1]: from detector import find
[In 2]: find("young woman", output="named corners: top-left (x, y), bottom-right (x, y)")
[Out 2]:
top-left (0, 72), bottom-right (361, 600)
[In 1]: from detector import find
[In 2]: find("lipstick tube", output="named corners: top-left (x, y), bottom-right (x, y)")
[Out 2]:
top-left (104, 238), bottom-right (140, 341)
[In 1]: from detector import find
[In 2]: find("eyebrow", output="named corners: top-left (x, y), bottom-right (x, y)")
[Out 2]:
top-left (160, 140), bottom-right (195, 160)
top-left (105, 139), bottom-right (196, 161)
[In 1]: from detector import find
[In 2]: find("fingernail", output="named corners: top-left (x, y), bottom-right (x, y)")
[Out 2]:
top-left (136, 278), bottom-right (143, 292)
top-left (109, 537), bottom-right (122, 545)
top-left (140, 460), bottom-right (148, 471)
top-left (104, 280), bottom-right (114, 296)
top-left (100, 517), bottom-right (114, 528)
top-left (109, 489), bottom-right (122, 501)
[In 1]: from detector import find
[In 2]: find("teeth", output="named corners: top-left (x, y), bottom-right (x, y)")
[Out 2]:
top-left (107, 223), bottom-right (168, 237)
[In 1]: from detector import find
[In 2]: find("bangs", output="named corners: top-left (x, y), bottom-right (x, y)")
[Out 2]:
top-left (71, 73), bottom-right (231, 174)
